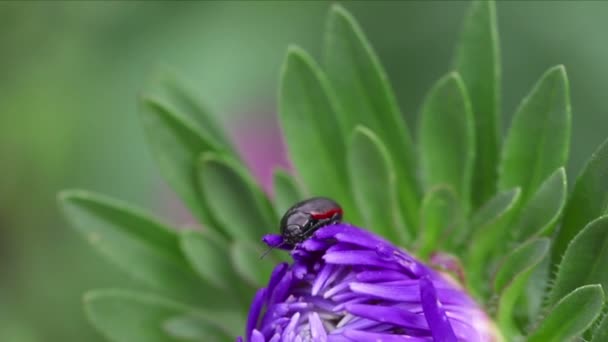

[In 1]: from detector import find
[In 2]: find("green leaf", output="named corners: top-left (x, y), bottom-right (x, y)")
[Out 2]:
top-left (144, 67), bottom-right (234, 152)
top-left (59, 191), bottom-right (223, 308)
top-left (499, 66), bottom-right (571, 205)
top-left (552, 138), bottom-right (608, 271)
top-left (466, 188), bottom-right (521, 297)
top-left (324, 5), bottom-right (420, 231)
top-left (347, 126), bottom-right (406, 243)
top-left (198, 152), bottom-right (276, 241)
top-left (278, 46), bottom-right (358, 223)
top-left (591, 313), bottom-right (608, 342)
top-left (139, 98), bottom-right (222, 225)
top-left (494, 238), bottom-right (550, 339)
top-left (85, 290), bottom-right (235, 342)
top-left (272, 168), bottom-right (305, 216)
top-left (179, 230), bottom-right (239, 291)
top-left (85, 290), bottom-right (190, 342)
top-left (528, 285), bottom-right (604, 342)
top-left (230, 240), bottom-right (275, 288)
top-left (469, 188), bottom-right (521, 237)
top-left (163, 314), bottom-right (228, 341)
top-left (419, 72), bottom-right (475, 212)
top-left (453, 0), bottom-right (501, 208)
top-left (549, 216), bottom-right (608, 305)
top-left (180, 229), bottom-right (256, 310)
top-left (417, 185), bottom-right (462, 259)
top-left (511, 168), bottom-right (567, 242)
top-left (494, 238), bottom-right (550, 294)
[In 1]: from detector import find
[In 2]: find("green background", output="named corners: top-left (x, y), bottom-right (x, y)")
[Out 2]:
top-left (1, 1), bottom-right (608, 340)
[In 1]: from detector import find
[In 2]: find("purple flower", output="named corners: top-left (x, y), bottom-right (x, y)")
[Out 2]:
top-left (239, 224), bottom-right (499, 342)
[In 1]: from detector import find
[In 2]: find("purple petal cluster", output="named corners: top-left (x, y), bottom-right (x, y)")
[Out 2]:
top-left (239, 223), bottom-right (498, 342)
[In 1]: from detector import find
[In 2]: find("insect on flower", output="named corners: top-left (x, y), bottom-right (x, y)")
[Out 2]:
top-left (280, 197), bottom-right (343, 244)
top-left (261, 197), bottom-right (343, 258)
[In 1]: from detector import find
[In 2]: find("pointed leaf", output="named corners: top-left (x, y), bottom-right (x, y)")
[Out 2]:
top-left (591, 313), bottom-right (608, 342)
top-left (466, 188), bottom-right (521, 297)
top-left (528, 285), bottom-right (604, 342)
top-left (495, 239), bottom-right (549, 339)
top-left (549, 216), bottom-right (608, 305)
top-left (180, 229), bottom-right (256, 308)
top-left (59, 191), bottom-right (223, 308)
top-left (85, 290), bottom-right (190, 342)
top-left (511, 168), bottom-right (567, 242)
top-left (198, 153), bottom-right (276, 241)
top-left (144, 68), bottom-right (234, 151)
top-left (85, 290), bottom-right (235, 342)
top-left (272, 168), bottom-right (305, 216)
top-left (494, 238), bottom-right (550, 293)
top-left (324, 5), bottom-right (420, 231)
top-left (453, 0), bottom-right (501, 208)
top-left (499, 66), bottom-right (571, 204)
top-left (419, 72), bottom-right (475, 212)
top-left (470, 188), bottom-right (521, 236)
top-left (417, 186), bottom-right (463, 259)
top-left (179, 230), bottom-right (239, 291)
top-left (278, 47), bottom-right (358, 222)
top-left (163, 314), bottom-right (228, 341)
top-left (140, 98), bottom-right (222, 225)
top-left (348, 126), bottom-right (406, 243)
top-left (230, 240), bottom-right (275, 288)
top-left (553, 138), bottom-right (608, 270)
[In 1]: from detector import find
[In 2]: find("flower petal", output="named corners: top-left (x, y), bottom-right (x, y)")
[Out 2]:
top-left (323, 250), bottom-right (402, 270)
top-left (251, 329), bottom-right (266, 342)
top-left (309, 312), bottom-right (328, 342)
top-left (247, 288), bottom-right (267, 341)
top-left (345, 303), bottom-right (429, 330)
top-left (419, 276), bottom-right (457, 342)
top-left (342, 329), bottom-right (430, 341)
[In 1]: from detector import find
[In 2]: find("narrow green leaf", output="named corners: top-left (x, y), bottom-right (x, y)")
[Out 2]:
top-left (494, 238), bottom-right (550, 294)
top-left (139, 98), bottom-right (222, 225)
top-left (198, 152), bottom-right (276, 241)
top-left (591, 313), bottom-right (608, 342)
top-left (230, 240), bottom-right (275, 288)
top-left (499, 66), bottom-right (571, 205)
top-left (453, 0), bottom-right (501, 208)
top-left (549, 216), bottom-right (608, 305)
top-left (495, 239), bottom-right (550, 339)
top-left (272, 168), bottom-right (305, 216)
top-left (469, 188), bottom-right (521, 237)
top-left (179, 230), bottom-right (239, 291)
top-left (144, 68), bottom-right (234, 152)
top-left (552, 138), bottom-right (608, 271)
top-left (59, 191), bottom-right (222, 308)
top-left (466, 188), bottom-right (521, 297)
top-left (419, 72), bottom-right (475, 212)
top-left (163, 314), bottom-right (228, 342)
top-left (417, 186), bottom-right (462, 259)
top-left (528, 285), bottom-right (604, 342)
top-left (278, 47), bottom-right (358, 223)
top-left (324, 5), bottom-right (420, 231)
top-left (520, 257), bottom-right (551, 333)
top-left (511, 168), bottom-right (567, 242)
top-left (348, 126), bottom-right (406, 243)
top-left (85, 290), bottom-right (237, 342)
top-left (180, 229), bottom-right (256, 310)
top-left (85, 290), bottom-right (190, 342)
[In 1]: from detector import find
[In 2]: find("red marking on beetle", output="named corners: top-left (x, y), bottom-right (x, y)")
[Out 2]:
top-left (310, 208), bottom-right (343, 220)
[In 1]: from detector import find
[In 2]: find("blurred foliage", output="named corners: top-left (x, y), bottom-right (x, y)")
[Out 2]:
top-left (2, 1), bottom-right (608, 341)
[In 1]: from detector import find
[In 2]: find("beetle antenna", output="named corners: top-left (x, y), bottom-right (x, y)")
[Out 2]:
top-left (259, 240), bottom-right (288, 259)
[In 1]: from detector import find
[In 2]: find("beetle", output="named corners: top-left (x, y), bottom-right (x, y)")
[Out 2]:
top-left (260, 197), bottom-right (343, 259)
top-left (280, 197), bottom-right (343, 245)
